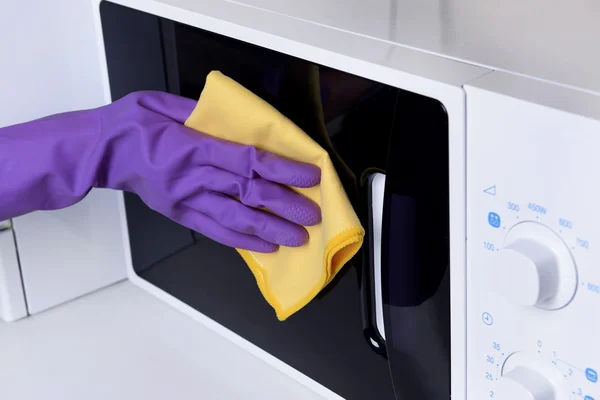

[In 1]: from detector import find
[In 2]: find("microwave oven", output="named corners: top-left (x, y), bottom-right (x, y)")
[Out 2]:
top-left (2, 0), bottom-right (599, 399)
top-left (93, 1), bottom-right (600, 399)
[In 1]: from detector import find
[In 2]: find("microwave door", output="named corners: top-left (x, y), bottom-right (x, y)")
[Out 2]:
top-left (99, 3), bottom-right (459, 399)
top-left (381, 93), bottom-right (451, 399)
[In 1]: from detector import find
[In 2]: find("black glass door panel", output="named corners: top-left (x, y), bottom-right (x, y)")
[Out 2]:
top-left (100, 2), bottom-right (450, 399)
top-left (142, 237), bottom-right (393, 399)
top-left (382, 94), bottom-right (450, 398)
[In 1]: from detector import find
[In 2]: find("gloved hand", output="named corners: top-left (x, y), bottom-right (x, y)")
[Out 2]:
top-left (0, 91), bottom-right (321, 253)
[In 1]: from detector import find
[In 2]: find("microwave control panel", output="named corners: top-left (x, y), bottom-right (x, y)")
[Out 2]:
top-left (465, 74), bottom-right (600, 400)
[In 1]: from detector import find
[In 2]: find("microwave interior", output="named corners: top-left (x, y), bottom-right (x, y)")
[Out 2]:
top-left (100, 2), bottom-right (451, 399)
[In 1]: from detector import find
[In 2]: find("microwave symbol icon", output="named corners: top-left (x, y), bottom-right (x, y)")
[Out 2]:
top-left (488, 212), bottom-right (501, 228)
top-left (586, 368), bottom-right (598, 383)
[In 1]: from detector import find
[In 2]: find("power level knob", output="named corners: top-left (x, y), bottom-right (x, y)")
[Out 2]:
top-left (491, 222), bottom-right (577, 310)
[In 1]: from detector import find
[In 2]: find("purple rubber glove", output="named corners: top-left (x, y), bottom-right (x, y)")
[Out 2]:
top-left (0, 91), bottom-right (321, 253)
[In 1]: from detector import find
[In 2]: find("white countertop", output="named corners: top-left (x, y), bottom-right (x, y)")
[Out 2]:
top-left (0, 281), bottom-right (326, 400)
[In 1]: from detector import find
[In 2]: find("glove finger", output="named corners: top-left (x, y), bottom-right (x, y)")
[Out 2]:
top-left (127, 92), bottom-right (320, 189)
top-left (248, 149), bottom-right (321, 189)
top-left (182, 129), bottom-right (321, 188)
top-left (175, 206), bottom-right (278, 253)
top-left (192, 166), bottom-right (321, 226)
top-left (185, 191), bottom-right (310, 248)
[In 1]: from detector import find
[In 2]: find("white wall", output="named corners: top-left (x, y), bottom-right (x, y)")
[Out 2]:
top-left (0, 0), bottom-right (127, 317)
top-left (0, 1), bottom-right (105, 125)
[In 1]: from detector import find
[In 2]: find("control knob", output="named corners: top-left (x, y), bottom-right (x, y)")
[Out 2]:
top-left (495, 352), bottom-right (571, 400)
top-left (491, 222), bottom-right (577, 309)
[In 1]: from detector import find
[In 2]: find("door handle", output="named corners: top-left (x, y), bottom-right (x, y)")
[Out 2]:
top-left (360, 169), bottom-right (387, 357)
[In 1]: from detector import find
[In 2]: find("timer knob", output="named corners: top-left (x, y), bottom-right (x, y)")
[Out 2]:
top-left (495, 352), bottom-right (571, 400)
top-left (491, 222), bottom-right (577, 310)
top-left (495, 366), bottom-right (556, 400)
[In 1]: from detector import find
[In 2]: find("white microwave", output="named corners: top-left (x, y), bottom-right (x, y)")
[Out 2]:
top-left (2, 1), bottom-right (599, 399)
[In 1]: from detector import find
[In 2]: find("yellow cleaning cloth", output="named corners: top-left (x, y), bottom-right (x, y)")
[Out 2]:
top-left (185, 71), bottom-right (364, 320)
